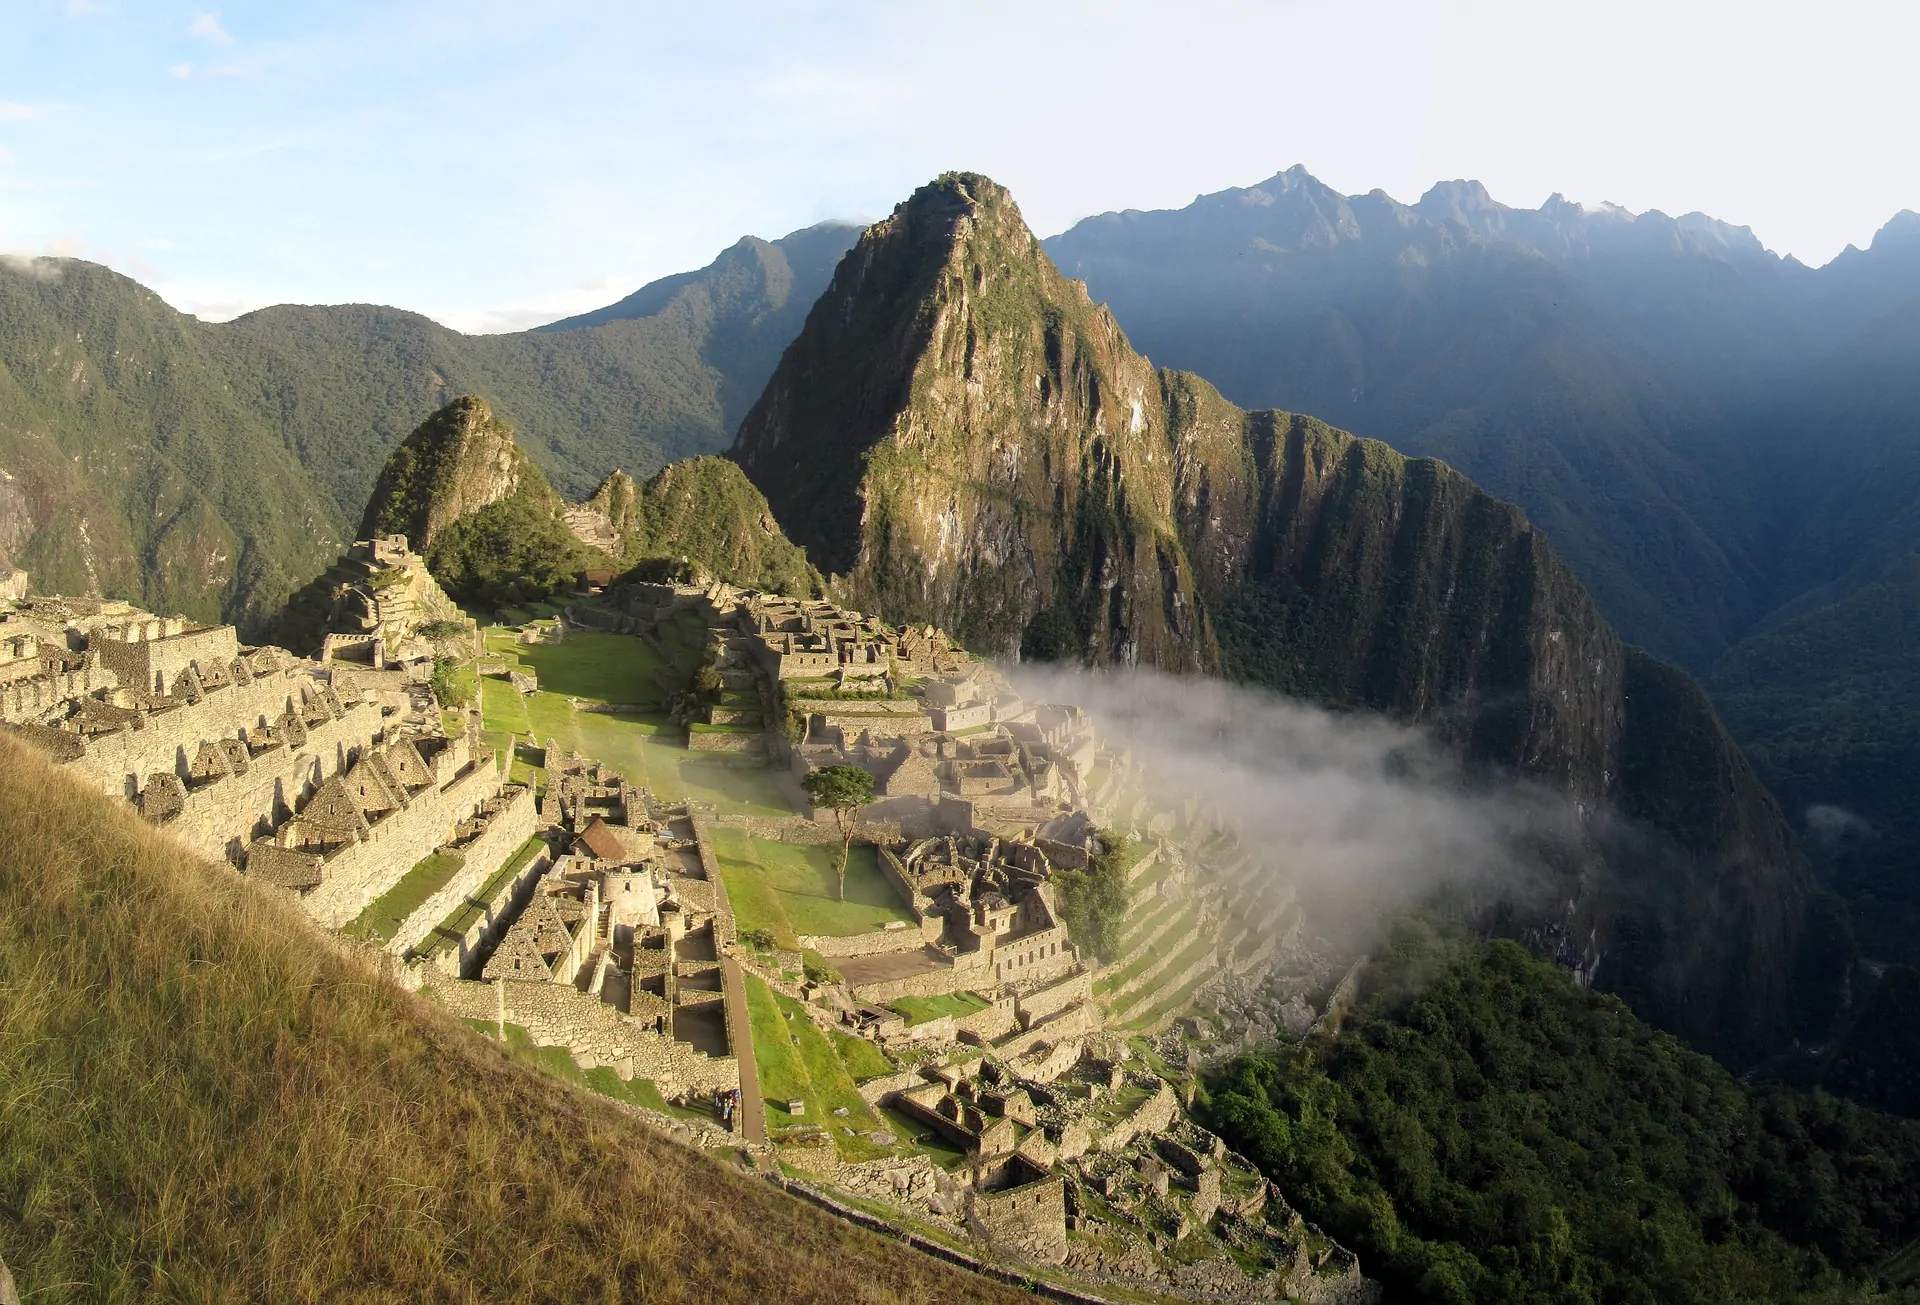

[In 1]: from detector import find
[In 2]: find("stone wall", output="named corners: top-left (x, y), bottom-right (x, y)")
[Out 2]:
top-left (296, 763), bottom-right (501, 929)
top-left (799, 925), bottom-right (929, 959)
top-left (386, 785), bottom-right (538, 956)
top-left (850, 950), bottom-right (994, 1003)
top-left (1017, 971), bottom-right (1092, 1027)
top-left (686, 728), bottom-right (765, 757)
top-left (429, 843), bottom-right (552, 977)
top-left (494, 977), bottom-right (738, 1098)
top-left (856, 1066), bottom-right (930, 1105)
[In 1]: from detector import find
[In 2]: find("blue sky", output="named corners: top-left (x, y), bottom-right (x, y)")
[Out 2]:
top-left (2, 0), bottom-right (1915, 332)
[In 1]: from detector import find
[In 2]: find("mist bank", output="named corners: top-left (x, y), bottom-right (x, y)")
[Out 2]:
top-left (1010, 664), bottom-right (1590, 953)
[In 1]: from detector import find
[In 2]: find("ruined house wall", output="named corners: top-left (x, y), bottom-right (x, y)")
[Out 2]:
top-left (995, 1002), bottom-right (1096, 1060)
top-left (67, 673), bottom-right (357, 799)
top-left (386, 785), bottom-right (538, 956)
top-left (0, 657), bottom-right (118, 724)
top-left (153, 706), bottom-right (380, 860)
top-left (1097, 1082), bottom-right (1179, 1154)
top-left (955, 995), bottom-right (1021, 1044)
top-left (94, 625), bottom-right (239, 694)
top-left (966, 1175), bottom-right (1067, 1266)
top-left (990, 925), bottom-right (1074, 987)
top-left (299, 763), bottom-right (501, 929)
top-left (430, 843), bottom-right (552, 977)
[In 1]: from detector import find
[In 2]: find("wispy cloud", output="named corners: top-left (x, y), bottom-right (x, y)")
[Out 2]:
top-left (188, 12), bottom-right (234, 46)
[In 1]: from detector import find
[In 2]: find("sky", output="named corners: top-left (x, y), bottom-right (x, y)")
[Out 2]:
top-left (2, 0), bottom-right (1915, 333)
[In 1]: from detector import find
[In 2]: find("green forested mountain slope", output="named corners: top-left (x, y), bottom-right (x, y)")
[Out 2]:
top-left (1203, 928), bottom-right (1920, 1305)
top-left (734, 171), bottom-right (1832, 1068)
top-left (582, 456), bottom-right (822, 597)
top-left (1707, 297), bottom-right (1920, 969)
top-left (0, 221), bottom-right (855, 631)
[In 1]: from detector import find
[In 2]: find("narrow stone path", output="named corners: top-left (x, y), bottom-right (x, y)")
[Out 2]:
top-left (720, 956), bottom-right (767, 1145)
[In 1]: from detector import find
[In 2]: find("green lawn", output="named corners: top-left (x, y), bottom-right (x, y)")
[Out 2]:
top-left (422, 835), bottom-right (547, 957)
top-left (741, 974), bottom-right (893, 1160)
top-left (831, 1030), bottom-right (896, 1083)
top-left (709, 830), bottom-right (914, 944)
top-left (340, 851), bottom-right (466, 944)
top-left (500, 629), bottom-right (669, 706)
top-left (891, 992), bottom-right (990, 1026)
top-left (477, 629), bottom-right (793, 820)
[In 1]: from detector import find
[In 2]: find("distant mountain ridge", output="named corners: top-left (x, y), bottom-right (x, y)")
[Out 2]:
top-left (0, 220), bottom-right (857, 632)
top-left (734, 171), bottom-right (1834, 1067)
top-left (1043, 166), bottom-right (1920, 979)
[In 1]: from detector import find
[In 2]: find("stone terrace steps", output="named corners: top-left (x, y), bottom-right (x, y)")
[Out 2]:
top-left (1102, 912), bottom-right (1206, 1012)
top-left (1117, 893), bottom-right (1181, 955)
top-left (1097, 901), bottom-right (1197, 999)
top-left (1105, 934), bottom-right (1214, 1027)
top-left (1123, 954), bottom-right (1223, 1035)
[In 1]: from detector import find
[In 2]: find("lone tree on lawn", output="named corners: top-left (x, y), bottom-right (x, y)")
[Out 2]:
top-left (802, 764), bottom-right (875, 902)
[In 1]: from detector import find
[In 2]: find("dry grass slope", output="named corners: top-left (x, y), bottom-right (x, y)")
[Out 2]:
top-left (0, 732), bottom-right (1022, 1305)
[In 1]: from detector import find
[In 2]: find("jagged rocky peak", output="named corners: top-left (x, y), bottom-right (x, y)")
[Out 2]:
top-left (1415, 178), bottom-right (1507, 227)
top-left (358, 395), bottom-right (551, 551)
top-left (734, 169), bottom-right (1205, 665)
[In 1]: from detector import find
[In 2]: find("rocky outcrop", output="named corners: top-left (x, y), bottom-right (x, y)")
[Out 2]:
top-left (569, 457), bottom-right (821, 597)
top-left (359, 396), bottom-right (552, 552)
top-left (733, 172), bottom-right (1829, 1066)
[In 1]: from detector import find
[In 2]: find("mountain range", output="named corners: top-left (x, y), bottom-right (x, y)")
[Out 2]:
top-left (0, 221), bottom-right (857, 630)
top-left (730, 173), bottom-right (1828, 1068)
top-left (1042, 168), bottom-right (1920, 973)
top-left (7, 162), bottom-right (1920, 1073)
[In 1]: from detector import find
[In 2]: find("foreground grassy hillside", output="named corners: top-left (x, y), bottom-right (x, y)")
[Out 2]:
top-left (0, 732), bottom-right (1021, 1305)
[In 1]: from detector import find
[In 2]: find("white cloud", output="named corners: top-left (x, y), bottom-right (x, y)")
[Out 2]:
top-left (188, 12), bottom-right (234, 46)
top-left (169, 62), bottom-right (193, 79)
top-left (0, 103), bottom-right (51, 124)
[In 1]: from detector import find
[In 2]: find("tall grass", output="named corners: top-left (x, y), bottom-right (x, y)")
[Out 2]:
top-left (0, 733), bottom-right (1019, 1304)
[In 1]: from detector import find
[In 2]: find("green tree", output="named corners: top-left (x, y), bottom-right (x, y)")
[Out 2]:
top-left (800, 765), bottom-right (875, 902)
top-left (1051, 831), bottom-right (1132, 961)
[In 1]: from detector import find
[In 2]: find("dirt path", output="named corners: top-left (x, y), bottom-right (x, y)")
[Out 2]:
top-left (720, 956), bottom-right (767, 1145)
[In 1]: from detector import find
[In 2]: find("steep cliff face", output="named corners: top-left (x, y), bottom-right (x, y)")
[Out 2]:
top-left (733, 173), bottom-right (1826, 1066)
top-left (359, 395), bottom-right (555, 551)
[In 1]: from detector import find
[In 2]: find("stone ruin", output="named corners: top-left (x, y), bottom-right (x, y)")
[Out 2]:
top-left (417, 746), bottom-right (741, 1104)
